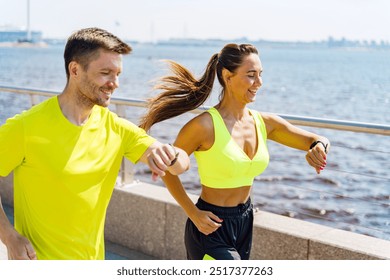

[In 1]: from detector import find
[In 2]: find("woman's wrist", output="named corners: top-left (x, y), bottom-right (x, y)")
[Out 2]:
top-left (310, 140), bottom-right (328, 153)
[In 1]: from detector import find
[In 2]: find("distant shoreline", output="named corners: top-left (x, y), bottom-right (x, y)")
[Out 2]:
top-left (0, 41), bottom-right (48, 48)
top-left (2, 37), bottom-right (389, 50)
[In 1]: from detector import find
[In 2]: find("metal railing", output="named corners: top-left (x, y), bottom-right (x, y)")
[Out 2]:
top-left (1, 85), bottom-right (389, 240)
top-left (1, 85), bottom-right (390, 136)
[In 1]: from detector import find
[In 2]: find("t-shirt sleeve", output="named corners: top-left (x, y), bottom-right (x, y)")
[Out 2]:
top-left (0, 115), bottom-right (25, 176)
top-left (119, 119), bottom-right (156, 164)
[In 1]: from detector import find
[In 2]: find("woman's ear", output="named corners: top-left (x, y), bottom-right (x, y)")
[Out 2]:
top-left (222, 68), bottom-right (233, 84)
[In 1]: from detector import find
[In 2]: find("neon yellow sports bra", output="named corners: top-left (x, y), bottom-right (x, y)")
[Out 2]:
top-left (194, 107), bottom-right (269, 189)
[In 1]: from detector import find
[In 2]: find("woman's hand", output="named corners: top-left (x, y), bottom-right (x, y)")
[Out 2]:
top-left (190, 208), bottom-right (223, 235)
top-left (305, 142), bottom-right (328, 174)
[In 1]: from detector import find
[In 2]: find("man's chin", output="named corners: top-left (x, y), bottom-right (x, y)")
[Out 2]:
top-left (97, 98), bottom-right (111, 107)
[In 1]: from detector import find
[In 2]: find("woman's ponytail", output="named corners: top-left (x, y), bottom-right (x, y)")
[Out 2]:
top-left (139, 54), bottom-right (219, 131)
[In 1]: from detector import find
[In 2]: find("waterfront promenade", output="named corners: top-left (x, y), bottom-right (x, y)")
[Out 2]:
top-left (1, 176), bottom-right (390, 260)
top-left (1, 240), bottom-right (155, 260)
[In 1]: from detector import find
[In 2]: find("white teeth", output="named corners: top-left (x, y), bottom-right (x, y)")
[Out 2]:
top-left (102, 90), bottom-right (112, 96)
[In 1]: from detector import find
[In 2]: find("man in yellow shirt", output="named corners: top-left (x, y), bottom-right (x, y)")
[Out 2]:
top-left (0, 27), bottom-right (189, 260)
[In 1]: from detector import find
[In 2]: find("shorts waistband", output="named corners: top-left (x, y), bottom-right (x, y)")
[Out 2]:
top-left (196, 197), bottom-right (252, 218)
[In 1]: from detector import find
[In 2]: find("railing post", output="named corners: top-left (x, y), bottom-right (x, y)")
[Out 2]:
top-left (114, 103), bottom-right (137, 186)
top-left (115, 104), bottom-right (127, 118)
top-left (120, 158), bottom-right (135, 186)
top-left (30, 94), bottom-right (40, 107)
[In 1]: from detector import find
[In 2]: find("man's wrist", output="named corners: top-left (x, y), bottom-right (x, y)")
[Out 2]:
top-left (168, 144), bottom-right (179, 166)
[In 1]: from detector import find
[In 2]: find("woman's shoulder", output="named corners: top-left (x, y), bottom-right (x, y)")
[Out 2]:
top-left (175, 111), bottom-right (215, 152)
top-left (183, 111), bottom-right (214, 133)
top-left (254, 110), bottom-right (279, 123)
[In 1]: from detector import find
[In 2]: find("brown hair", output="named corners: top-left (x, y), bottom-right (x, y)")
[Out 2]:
top-left (139, 43), bottom-right (258, 131)
top-left (64, 27), bottom-right (132, 79)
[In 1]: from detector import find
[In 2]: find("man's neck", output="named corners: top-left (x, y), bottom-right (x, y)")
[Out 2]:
top-left (58, 90), bottom-right (94, 126)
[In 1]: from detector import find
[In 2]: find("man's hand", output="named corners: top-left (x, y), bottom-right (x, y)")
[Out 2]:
top-left (140, 142), bottom-right (189, 181)
top-left (4, 230), bottom-right (37, 260)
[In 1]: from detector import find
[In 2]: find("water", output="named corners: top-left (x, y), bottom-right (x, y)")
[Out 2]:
top-left (0, 43), bottom-right (389, 240)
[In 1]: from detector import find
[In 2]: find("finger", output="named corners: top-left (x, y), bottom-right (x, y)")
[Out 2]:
top-left (25, 245), bottom-right (37, 260)
top-left (208, 212), bottom-right (223, 224)
top-left (306, 155), bottom-right (324, 173)
top-left (8, 249), bottom-right (29, 260)
top-left (156, 145), bottom-right (175, 166)
top-left (307, 150), bottom-right (326, 167)
top-left (311, 149), bottom-right (326, 165)
top-left (312, 146), bottom-right (327, 163)
top-left (151, 172), bottom-right (159, 181)
top-left (208, 222), bottom-right (221, 231)
top-left (306, 154), bottom-right (316, 167)
top-left (166, 144), bottom-right (178, 162)
top-left (148, 157), bottom-right (166, 177)
top-left (151, 154), bottom-right (167, 170)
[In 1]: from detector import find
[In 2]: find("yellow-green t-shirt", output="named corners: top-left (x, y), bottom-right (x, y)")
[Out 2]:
top-left (0, 96), bottom-right (155, 259)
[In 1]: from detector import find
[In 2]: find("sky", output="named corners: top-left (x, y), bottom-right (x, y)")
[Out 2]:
top-left (1, 0), bottom-right (390, 43)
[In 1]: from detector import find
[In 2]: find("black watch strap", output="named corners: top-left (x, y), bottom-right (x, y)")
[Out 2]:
top-left (310, 140), bottom-right (328, 153)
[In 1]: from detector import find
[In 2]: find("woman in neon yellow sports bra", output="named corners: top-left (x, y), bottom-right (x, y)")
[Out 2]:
top-left (140, 43), bottom-right (330, 260)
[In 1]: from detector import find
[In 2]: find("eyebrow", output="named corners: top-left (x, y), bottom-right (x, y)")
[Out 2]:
top-left (247, 69), bottom-right (262, 74)
top-left (100, 67), bottom-right (121, 73)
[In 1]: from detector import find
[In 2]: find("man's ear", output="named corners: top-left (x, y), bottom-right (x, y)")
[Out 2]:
top-left (68, 61), bottom-right (80, 78)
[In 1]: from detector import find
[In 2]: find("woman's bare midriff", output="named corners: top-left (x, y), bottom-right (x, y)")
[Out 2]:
top-left (200, 185), bottom-right (252, 207)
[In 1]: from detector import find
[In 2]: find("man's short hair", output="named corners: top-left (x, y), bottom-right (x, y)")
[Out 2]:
top-left (64, 27), bottom-right (132, 79)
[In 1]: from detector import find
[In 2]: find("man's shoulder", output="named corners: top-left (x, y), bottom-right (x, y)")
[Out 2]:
top-left (22, 96), bottom-right (57, 117)
top-left (9, 96), bottom-right (57, 123)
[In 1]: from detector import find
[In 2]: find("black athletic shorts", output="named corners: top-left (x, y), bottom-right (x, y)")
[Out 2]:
top-left (184, 197), bottom-right (254, 260)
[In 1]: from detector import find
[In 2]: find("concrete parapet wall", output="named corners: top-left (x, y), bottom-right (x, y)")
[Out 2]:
top-left (105, 182), bottom-right (190, 259)
top-left (106, 182), bottom-right (390, 260)
top-left (1, 174), bottom-right (390, 260)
